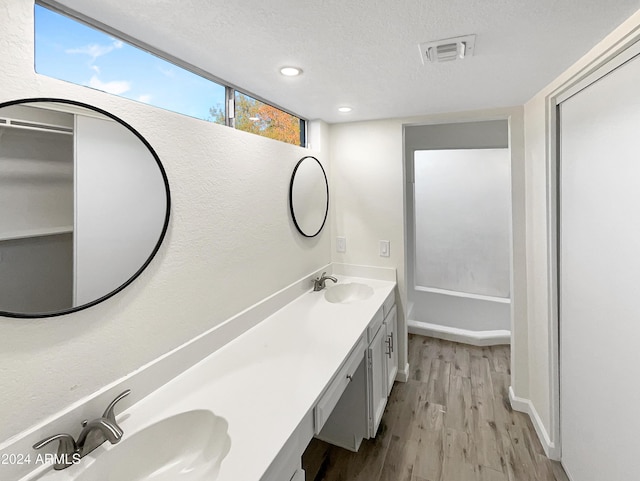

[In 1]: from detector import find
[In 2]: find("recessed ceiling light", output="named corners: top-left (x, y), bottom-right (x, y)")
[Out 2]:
top-left (338, 106), bottom-right (352, 113)
top-left (280, 66), bottom-right (302, 77)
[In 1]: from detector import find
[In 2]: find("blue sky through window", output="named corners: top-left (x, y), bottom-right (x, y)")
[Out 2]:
top-left (34, 4), bottom-right (226, 123)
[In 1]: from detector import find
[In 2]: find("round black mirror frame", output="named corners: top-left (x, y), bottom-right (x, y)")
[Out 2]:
top-left (0, 98), bottom-right (171, 319)
top-left (288, 155), bottom-right (329, 238)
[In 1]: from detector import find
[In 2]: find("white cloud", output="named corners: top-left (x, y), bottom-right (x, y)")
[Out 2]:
top-left (88, 75), bottom-right (131, 95)
top-left (90, 65), bottom-right (100, 74)
top-left (137, 94), bottom-right (152, 103)
top-left (158, 66), bottom-right (175, 78)
top-left (65, 39), bottom-right (123, 61)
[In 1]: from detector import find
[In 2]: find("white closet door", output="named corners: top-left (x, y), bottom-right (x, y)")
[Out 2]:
top-left (559, 50), bottom-right (640, 481)
top-left (74, 115), bottom-right (166, 306)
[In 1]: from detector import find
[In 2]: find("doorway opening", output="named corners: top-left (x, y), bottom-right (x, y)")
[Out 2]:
top-left (404, 120), bottom-right (512, 346)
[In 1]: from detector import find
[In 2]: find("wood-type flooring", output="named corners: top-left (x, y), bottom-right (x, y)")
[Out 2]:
top-left (302, 334), bottom-right (569, 481)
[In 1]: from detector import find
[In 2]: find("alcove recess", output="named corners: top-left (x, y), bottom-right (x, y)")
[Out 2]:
top-left (0, 105), bottom-right (74, 313)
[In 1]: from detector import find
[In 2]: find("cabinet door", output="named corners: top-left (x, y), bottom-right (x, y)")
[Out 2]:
top-left (315, 358), bottom-right (368, 452)
top-left (384, 306), bottom-right (398, 396)
top-left (367, 325), bottom-right (388, 438)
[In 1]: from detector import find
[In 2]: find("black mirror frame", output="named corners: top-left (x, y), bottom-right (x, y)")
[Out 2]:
top-left (0, 98), bottom-right (171, 318)
top-left (289, 155), bottom-right (329, 238)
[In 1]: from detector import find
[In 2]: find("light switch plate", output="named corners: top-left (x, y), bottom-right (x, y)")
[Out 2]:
top-left (336, 236), bottom-right (346, 253)
top-left (379, 240), bottom-right (390, 257)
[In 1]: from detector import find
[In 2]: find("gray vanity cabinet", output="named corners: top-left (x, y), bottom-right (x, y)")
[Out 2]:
top-left (368, 303), bottom-right (398, 437)
top-left (367, 320), bottom-right (388, 438)
top-left (384, 305), bottom-right (398, 396)
top-left (316, 292), bottom-right (397, 451)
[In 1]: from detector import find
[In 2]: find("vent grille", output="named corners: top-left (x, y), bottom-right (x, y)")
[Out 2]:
top-left (419, 35), bottom-right (476, 64)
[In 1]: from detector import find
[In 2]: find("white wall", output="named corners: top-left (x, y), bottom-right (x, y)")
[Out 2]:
top-left (522, 6), bottom-right (640, 455)
top-left (329, 119), bottom-right (408, 375)
top-left (329, 107), bottom-right (526, 387)
top-left (0, 0), bottom-right (330, 443)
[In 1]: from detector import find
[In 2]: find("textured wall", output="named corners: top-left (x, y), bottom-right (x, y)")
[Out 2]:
top-left (0, 0), bottom-right (330, 442)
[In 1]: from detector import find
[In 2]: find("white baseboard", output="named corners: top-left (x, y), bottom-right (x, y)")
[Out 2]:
top-left (408, 320), bottom-right (510, 346)
top-left (509, 386), bottom-right (560, 460)
top-left (396, 362), bottom-right (410, 382)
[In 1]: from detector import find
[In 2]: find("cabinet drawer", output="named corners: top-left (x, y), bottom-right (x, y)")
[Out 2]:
top-left (314, 335), bottom-right (366, 434)
top-left (366, 307), bottom-right (384, 344)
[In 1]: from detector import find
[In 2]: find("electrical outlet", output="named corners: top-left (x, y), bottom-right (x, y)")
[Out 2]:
top-left (336, 236), bottom-right (346, 253)
top-left (379, 240), bottom-right (390, 257)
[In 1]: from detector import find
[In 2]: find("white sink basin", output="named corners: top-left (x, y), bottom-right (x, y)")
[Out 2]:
top-left (74, 410), bottom-right (230, 481)
top-left (324, 282), bottom-right (374, 304)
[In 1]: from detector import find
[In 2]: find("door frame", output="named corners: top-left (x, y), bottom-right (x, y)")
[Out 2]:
top-left (545, 26), bottom-right (640, 461)
top-left (402, 111), bottom-right (524, 384)
top-left (403, 122), bottom-right (513, 341)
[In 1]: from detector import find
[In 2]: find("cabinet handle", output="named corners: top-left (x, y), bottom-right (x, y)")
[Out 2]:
top-left (385, 337), bottom-right (392, 358)
top-left (346, 374), bottom-right (352, 381)
top-left (390, 332), bottom-right (394, 352)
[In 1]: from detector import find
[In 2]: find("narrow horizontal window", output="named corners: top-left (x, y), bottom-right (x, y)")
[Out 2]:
top-left (34, 3), bottom-right (307, 147)
top-left (233, 92), bottom-right (305, 147)
top-left (34, 4), bottom-right (226, 125)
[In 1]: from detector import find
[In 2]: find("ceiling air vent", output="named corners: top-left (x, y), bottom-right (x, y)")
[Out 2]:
top-left (419, 34), bottom-right (476, 64)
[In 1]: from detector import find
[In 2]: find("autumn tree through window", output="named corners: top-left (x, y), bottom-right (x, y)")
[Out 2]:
top-left (210, 92), bottom-right (304, 146)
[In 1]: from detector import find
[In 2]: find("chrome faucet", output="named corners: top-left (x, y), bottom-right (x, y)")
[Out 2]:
top-left (313, 272), bottom-right (338, 291)
top-left (33, 389), bottom-right (130, 470)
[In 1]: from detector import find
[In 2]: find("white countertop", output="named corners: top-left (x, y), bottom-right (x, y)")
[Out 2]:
top-left (31, 275), bottom-right (395, 481)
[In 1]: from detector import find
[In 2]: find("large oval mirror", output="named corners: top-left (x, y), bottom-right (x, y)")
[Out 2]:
top-left (289, 156), bottom-right (328, 237)
top-left (0, 98), bottom-right (170, 318)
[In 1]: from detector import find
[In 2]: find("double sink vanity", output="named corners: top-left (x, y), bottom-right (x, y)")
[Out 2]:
top-left (1, 99), bottom-right (399, 481)
top-left (16, 269), bottom-right (398, 481)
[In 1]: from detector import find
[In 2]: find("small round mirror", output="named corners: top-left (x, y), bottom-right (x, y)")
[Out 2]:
top-left (289, 156), bottom-right (328, 237)
top-left (0, 98), bottom-right (170, 318)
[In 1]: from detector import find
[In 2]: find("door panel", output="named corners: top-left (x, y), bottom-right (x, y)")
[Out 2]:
top-left (367, 325), bottom-right (387, 438)
top-left (385, 306), bottom-right (398, 395)
top-left (559, 50), bottom-right (640, 481)
top-left (75, 115), bottom-right (166, 305)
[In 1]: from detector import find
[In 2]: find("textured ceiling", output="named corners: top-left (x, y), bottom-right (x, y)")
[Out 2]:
top-left (51, 0), bottom-right (640, 123)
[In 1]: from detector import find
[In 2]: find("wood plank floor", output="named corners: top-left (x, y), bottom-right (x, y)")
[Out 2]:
top-left (302, 335), bottom-right (569, 481)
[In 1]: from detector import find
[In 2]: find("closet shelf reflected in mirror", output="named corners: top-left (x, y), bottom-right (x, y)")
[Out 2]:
top-left (0, 116), bottom-right (74, 135)
top-left (0, 226), bottom-right (73, 242)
